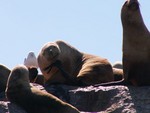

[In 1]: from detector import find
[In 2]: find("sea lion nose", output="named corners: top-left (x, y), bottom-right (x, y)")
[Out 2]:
top-left (127, 0), bottom-right (138, 5)
top-left (49, 48), bottom-right (54, 56)
top-left (49, 48), bottom-right (53, 52)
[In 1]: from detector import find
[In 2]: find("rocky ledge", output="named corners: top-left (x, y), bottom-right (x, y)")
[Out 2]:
top-left (1, 84), bottom-right (150, 113)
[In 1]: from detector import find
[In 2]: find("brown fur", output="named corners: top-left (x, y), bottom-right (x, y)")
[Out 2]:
top-left (112, 61), bottom-right (122, 69)
top-left (96, 0), bottom-right (150, 86)
top-left (28, 66), bottom-right (38, 83)
top-left (38, 40), bottom-right (116, 86)
top-left (122, 0), bottom-right (150, 86)
top-left (0, 64), bottom-right (10, 92)
top-left (28, 66), bottom-right (44, 85)
top-left (112, 62), bottom-right (123, 81)
top-left (5, 65), bottom-right (80, 113)
top-left (113, 68), bottom-right (123, 81)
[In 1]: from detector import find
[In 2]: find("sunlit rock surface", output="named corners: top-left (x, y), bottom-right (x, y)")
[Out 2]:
top-left (1, 84), bottom-right (150, 113)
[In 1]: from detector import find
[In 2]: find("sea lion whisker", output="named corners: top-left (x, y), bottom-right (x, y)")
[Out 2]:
top-left (44, 60), bottom-right (62, 74)
top-left (44, 63), bottom-right (54, 74)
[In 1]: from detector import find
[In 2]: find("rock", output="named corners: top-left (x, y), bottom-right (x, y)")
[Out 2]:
top-left (24, 51), bottom-right (38, 68)
top-left (1, 84), bottom-right (150, 113)
top-left (46, 85), bottom-right (136, 113)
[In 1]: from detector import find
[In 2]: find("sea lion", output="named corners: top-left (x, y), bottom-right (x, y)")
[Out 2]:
top-left (112, 61), bottom-right (122, 69)
top-left (112, 62), bottom-right (123, 81)
top-left (28, 66), bottom-right (44, 85)
top-left (28, 66), bottom-right (38, 83)
top-left (94, 0), bottom-right (150, 86)
top-left (5, 65), bottom-right (80, 113)
top-left (113, 68), bottom-right (123, 81)
top-left (37, 40), bottom-right (120, 86)
top-left (24, 51), bottom-right (44, 85)
top-left (122, 0), bottom-right (150, 86)
top-left (0, 64), bottom-right (10, 93)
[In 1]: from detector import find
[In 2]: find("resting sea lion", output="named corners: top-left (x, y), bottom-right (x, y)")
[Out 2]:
top-left (5, 65), bottom-right (80, 113)
top-left (0, 64), bottom-right (10, 92)
top-left (37, 40), bottom-right (123, 86)
top-left (24, 51), bottom-right (44, 85)
top-left (28, 66), bottom-right (38, 82)
top-left (112, 61), bottom-right (123, 81)
top-left (112, 61), bottom-right (122, 69)
top-left (28, 66), bottom-right (44, 85)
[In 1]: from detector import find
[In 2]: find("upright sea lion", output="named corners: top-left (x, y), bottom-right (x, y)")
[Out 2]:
top-left (95, 0), bottom-right (150, 86)
top-left (37, 40), bottom-right (122, 86)
top-left (122, 0), bottom-right (150, 86)
top-left (0, 64), bottom-right (10, 92)
top-left (5, 65), bottom-right (80, 113)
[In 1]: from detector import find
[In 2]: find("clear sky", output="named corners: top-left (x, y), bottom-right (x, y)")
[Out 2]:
top-left (0, 0), bottom-right (150, 69)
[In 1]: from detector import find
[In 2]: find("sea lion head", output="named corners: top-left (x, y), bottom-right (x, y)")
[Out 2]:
top-left (28, 66), bottom-right (38, 83)
top-left (37, 42), bottom-right (61, 81)
top-left (121, 0), bottom-right (141, 26)
top-left (40, 42), bottom-right (60, 62)
top-left (6, 65), bottom-right (30, 90)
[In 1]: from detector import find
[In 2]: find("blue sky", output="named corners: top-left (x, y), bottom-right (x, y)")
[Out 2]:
top-left (0, 0), bottom-right (150, 69)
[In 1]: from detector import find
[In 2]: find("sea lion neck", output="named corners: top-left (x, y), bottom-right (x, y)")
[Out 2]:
top-left (121, 0), bottom-right (149, 41)
top-left (121, 0), bottom-right (141, 27)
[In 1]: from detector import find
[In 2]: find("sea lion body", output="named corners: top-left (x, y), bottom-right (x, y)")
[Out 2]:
top-left (0, 64), bottom-right (10, 92)
top-left (6, 65), bottom-right (80, 113)
top-left (98, 0), bottom-right (150, 86)
top-left (38, 40), bottom-right (114, 86)
top-left (112, 62), bottom-right (123, 81)
top-left (112, 61), bottom-right (122, 69)
top-left (122, 0), bottom-right (150, 86)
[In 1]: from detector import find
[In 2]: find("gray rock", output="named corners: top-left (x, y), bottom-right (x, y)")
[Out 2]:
top-left (1, 84), bottom-right (150, 113)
